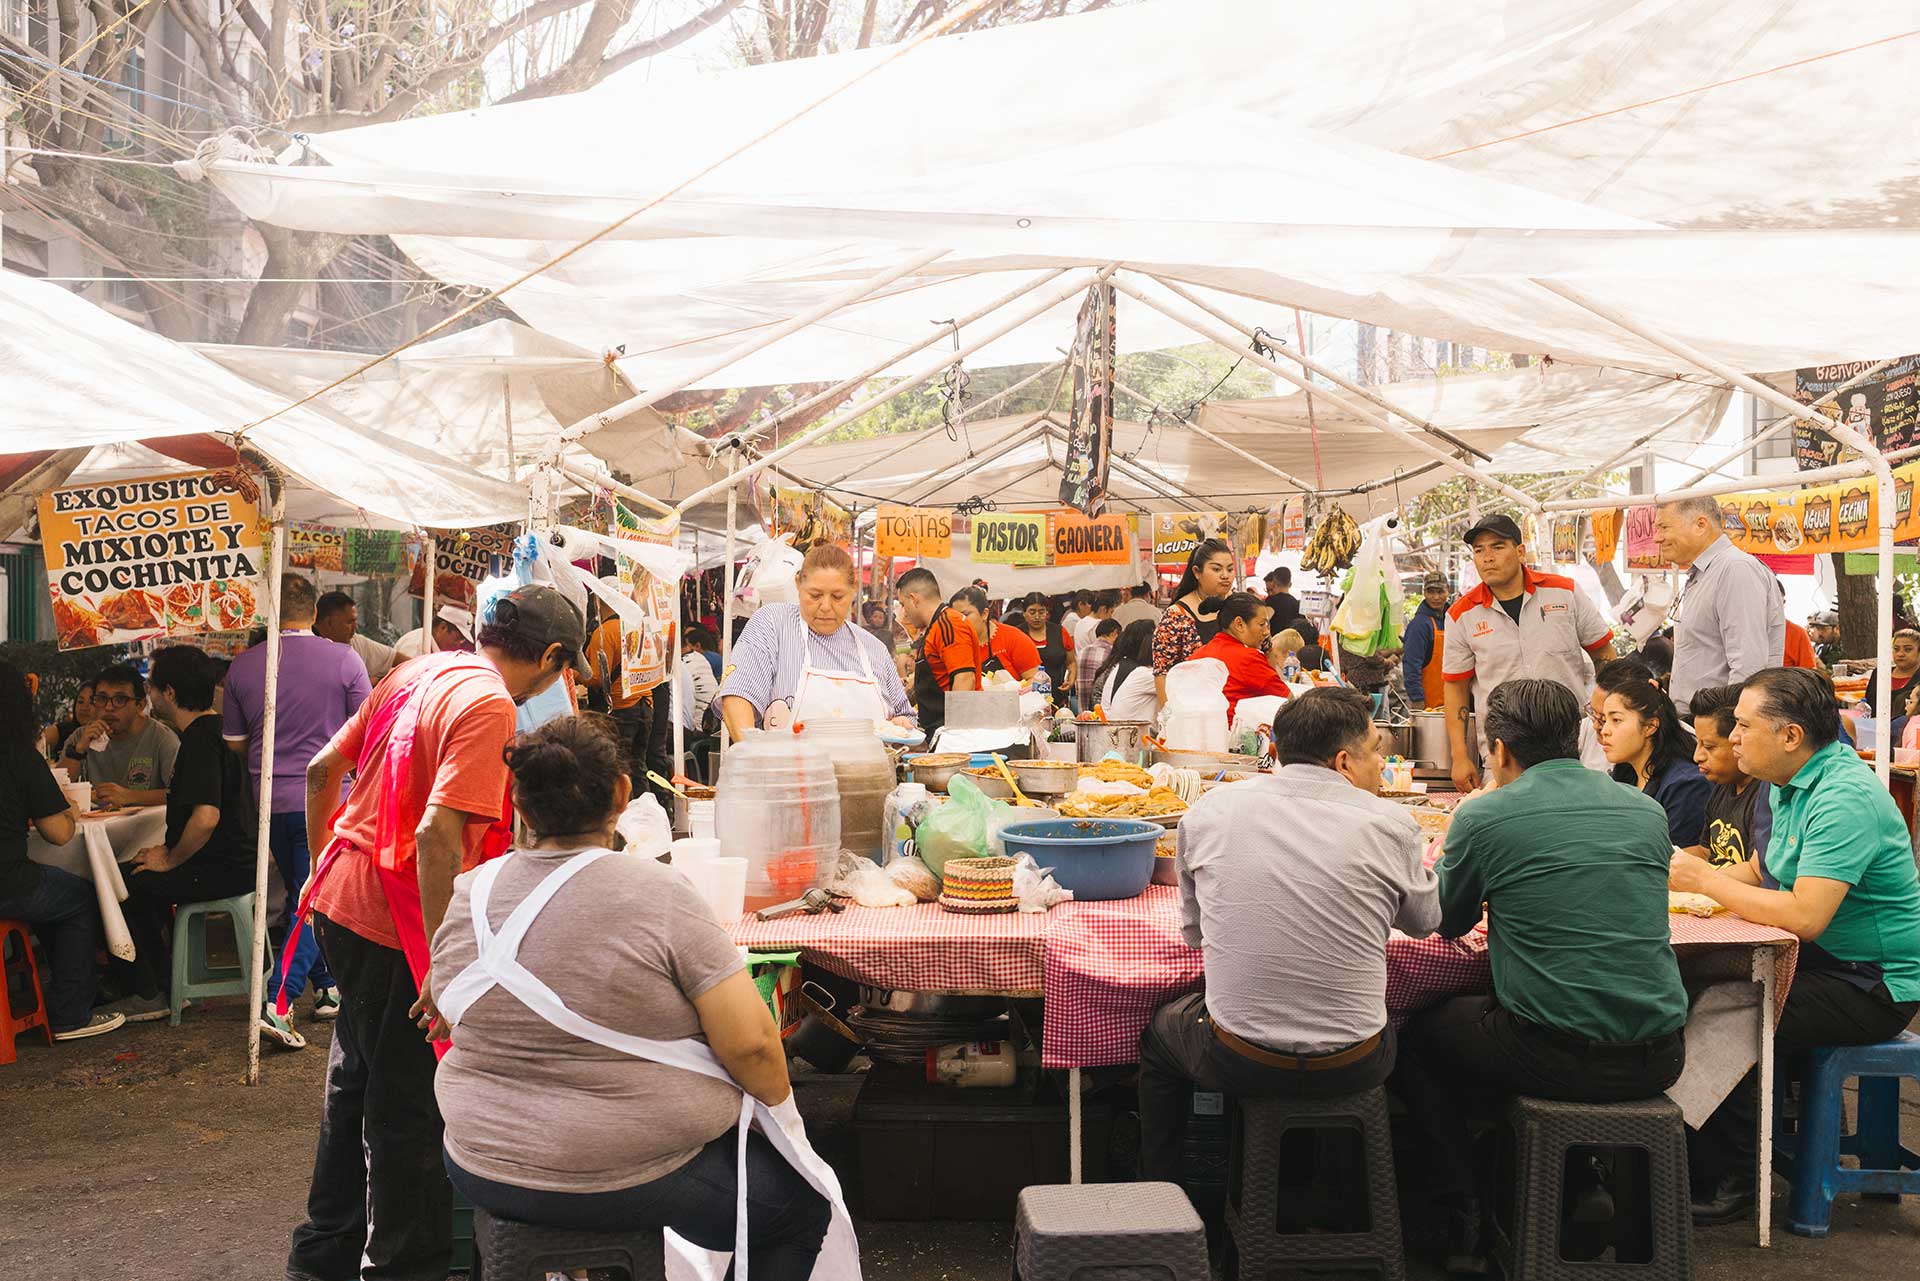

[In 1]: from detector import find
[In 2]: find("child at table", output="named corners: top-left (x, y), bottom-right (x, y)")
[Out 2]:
top-left (0, 660), bottom-right (124, 1041)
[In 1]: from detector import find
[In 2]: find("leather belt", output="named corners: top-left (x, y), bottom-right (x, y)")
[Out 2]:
top-left (1213, 1021), bottom-right (1382, 1071)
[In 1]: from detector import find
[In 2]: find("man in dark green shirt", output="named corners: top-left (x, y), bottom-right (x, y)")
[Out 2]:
top-left (1669, 667), bottom-right (1920, 1224)
top-left (1397, 678), bottom-right (1687, 1271)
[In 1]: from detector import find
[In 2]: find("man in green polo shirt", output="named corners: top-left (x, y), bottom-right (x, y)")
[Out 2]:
top-left (1397, 678), bottom-right (1686, 1271)
top-left (1669, 666), bottom-right (1920, 1225)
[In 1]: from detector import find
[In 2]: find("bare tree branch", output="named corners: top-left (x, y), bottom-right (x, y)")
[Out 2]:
top-left (500, 0), bottom-right (750, 104)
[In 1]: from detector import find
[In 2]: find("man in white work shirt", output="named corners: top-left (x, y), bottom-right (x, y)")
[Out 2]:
top-left (1442, 515), bottom-right (1615, 791)
top-left (1656, 495), bottom-right (1784, 708)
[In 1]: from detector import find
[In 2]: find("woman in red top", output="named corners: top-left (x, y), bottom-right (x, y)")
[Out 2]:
top-left (950, 587), bottom-right (1041, 680)
top-left (1187, 592), bottom-right (1292, 721)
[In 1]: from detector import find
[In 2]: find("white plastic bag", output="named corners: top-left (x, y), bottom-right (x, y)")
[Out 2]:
top-left (1231, 695), bottom-right (1288, 742)
top-left (735, 533), bottom-right (805, 616)
top-left (826, 850), bottom-right (917, 908)
top-left (614, 793), bottom-right (673, 860)
top-left (1331, 516), bottom-right (1404, 654)
top-left (1163, 657), bottom-right (1230, 752)
top-left (1010, 852), bottom-right (1074, 912)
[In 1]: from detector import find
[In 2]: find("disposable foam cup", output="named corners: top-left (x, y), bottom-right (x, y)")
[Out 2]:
top-left (670, 838), bottom-right (721, 867)
top-left (62, 782), bottom-right (92, 814)
top-left (688, 856), bottom-right (747, 923)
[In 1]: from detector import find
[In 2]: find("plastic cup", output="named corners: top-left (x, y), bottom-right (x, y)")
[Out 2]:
top-left (687, 799), bottom-right (717, 840)
top-left (63, 782), bottom-right (92, 814)
top-left (694, 856), bottom-right (747, 923)
top-left (671, 837), bottom-right (721, 868)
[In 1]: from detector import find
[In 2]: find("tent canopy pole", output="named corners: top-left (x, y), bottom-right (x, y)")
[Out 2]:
top-left (1111, 278), bottom-right (1543, 512)
top-left (1677, 356), bottom-right (1899, 489)
top-left (564, 248), bottom-right (950, 439)
top-left (1109, 373), bottom-right (1319, 493)
top-left (673, 266), bottom-right (1116, 515)
top-left (1536, 279), bottom-right (1896, 786)
top-left (245, 480), bottom-right (287, 1086)
top-left (551, 458), bottom-right (677, 518)
top-left (899, 414), bottom-right (1053, 507)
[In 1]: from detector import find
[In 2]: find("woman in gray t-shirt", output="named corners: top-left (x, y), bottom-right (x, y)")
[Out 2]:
top-left (431, 717), bottom-right (828, 1279)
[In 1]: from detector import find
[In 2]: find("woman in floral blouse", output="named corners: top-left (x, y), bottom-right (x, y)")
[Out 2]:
top-left (1152, 538), bottom-right (1237, 704)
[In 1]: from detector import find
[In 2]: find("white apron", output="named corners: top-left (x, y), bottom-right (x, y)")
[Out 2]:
top-left (436, 849), bottom-right (861, 1281)
top-left (788, 625), bottom-right (889, 726)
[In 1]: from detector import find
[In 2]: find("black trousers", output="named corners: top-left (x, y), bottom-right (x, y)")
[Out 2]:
top-left (1395, 995), bottom-right (1686, 1205)
top-left (1138, 991), bottom-right (1396, 1185)
top-left (447, 1128), bottom-right (831, 1281)
top-left (1690, 969), bottom-right (1918, 1188)
top-left (611, 693), bottom-right (676, 808)
top-left (287, 914), bottom-right (449, 1281)
top-left (111, 855), bottom-right (256, 999)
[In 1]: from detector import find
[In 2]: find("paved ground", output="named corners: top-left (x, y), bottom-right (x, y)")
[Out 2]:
top-left (4, 1001), bottom-right (1918, 1279)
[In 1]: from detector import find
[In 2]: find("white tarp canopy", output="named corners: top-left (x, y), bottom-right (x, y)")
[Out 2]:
top-left (201, 0), bottom-right (1920, 392)
top-left (191, 321), bottom-right (675, 482)
top-left (0, 272), bottom-right (528, 531)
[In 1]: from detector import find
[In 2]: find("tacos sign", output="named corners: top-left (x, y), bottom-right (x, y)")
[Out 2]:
top-left (38, 469), bottom-right (267, 651)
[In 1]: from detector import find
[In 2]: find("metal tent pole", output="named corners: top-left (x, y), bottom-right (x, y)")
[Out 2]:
top-left (423, 535), bottom-right (437, 652)
top-left (563, 249), bottom-right (950, 437)
top-left (1110, 373), bottom-right (1320, 493)
top-left (720, 458), bottom-right (738, 758)
top-left (1111, 279), bottom-right (1543, 512)
top-left (1535, 280), bottom-right (1896, 790)
top-left (246, 483), bottom-right (287, 1085)
top-left (901, 416), bottom-right (1053, 507)
top-left (1677, 357), bottom-right (1898, 488)
top-left (673, 267), bottom-right (1115, 514)
top-left (551, 458), bottom-right (676, 518)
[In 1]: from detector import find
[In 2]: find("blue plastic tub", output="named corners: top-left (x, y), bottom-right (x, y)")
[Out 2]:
top-left (999, 818), bottom-right (1161, 902)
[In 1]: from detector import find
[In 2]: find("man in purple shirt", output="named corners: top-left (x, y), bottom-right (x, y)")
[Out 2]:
top-left (223, 573), bottom-right (371, 1048)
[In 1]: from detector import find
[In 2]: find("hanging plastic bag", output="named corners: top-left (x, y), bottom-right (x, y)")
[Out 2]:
top-left (914, 775), bottom-right (1006, 883)
top-left (1163, 657), bottom-right (1230, 752)
top-left (1332, 517), bottom-right (1404, 657)
top-left (614, 793), bottom-right (673, 860)
top-left (735, 533), bottom-right (805, 617)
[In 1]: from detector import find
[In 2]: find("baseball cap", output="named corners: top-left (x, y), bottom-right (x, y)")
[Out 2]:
top-left (481, 584), bottom-right (589, 676)
top-left (1462, 514), bottom-right (1525, 547)
top-left (435, 605), bottom-right (474, 642)
top-left (1421, 571), bottom-right (1449, 592)
top-left (1811, 609), bottom-right (1839, 627)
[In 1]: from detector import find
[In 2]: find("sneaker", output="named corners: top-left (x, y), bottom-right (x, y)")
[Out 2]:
top-left (52, 1010), bottom-right (126, 1041)
top-left (311, 987), bottom-right (342, 1020)
top-left (259, 1006), bottom-right (308, 1051)
top-left (104, 993), bottom-right (172, 1023)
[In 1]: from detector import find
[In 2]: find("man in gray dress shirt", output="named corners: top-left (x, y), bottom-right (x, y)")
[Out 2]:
top-left (1658, 495), bottom-right (1784, 708)
top-left (1137, 687), bottom-right (1441, 1184)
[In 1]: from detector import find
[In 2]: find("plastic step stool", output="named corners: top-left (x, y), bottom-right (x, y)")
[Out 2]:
top-left (1489, 1095), bottom-right (1689, 1281)
top-left (1774, 1030), bottom-right (1920, 1237)
top-left (1, 920), bottom-right (54, 1064)
top-left (472, 1209), bottom-right (665, 1281)
top-left (1013, 1182), bottom-right (1210, 1281)
top-left (169, 894), bottom-right (257, 1025)
top-left (1225, 1087), bottom-right (1406, 1280)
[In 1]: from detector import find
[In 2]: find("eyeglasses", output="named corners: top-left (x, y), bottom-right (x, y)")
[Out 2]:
top-left (97, 693), bottom-right (138, 709)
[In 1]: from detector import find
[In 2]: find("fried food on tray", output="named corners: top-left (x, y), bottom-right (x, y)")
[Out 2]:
top-left (1078, 761), bottom-right (1154, 789)
top-left (1057, 785), bottom-right (1188, 819)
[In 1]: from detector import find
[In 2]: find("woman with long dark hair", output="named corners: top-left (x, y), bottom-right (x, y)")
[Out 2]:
top-left (1093, 619), bottom-right (1160, 723)
top-left (0, 660), bottom-right (123, 1040)
top-left (1599, 678), bottom-right (1710, 846)
top-left (1015, 592), bottom-right (1075, 695)
top-left (1152, 538), bottom-right (1237, 704)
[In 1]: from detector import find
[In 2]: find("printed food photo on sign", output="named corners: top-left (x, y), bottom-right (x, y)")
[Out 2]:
top-left (37, 469), bottom-right (268, 652)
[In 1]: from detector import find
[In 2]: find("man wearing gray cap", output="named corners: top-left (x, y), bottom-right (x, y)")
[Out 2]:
top-left (1441, 515), bottom-right (1616, 791)
top-left (1808, 610), bottom-right (1844, 668)
top-left (1401, 572), bottom-right (1451, 710)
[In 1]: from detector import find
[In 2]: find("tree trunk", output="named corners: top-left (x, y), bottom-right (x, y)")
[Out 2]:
top-left (1833, 550), bottom-right (1879, 659)
top-left (236, 225), bottom-right (349, 345)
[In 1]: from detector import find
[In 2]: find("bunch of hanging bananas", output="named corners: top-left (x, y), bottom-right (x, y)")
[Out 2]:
top-left (1301, 503), bottom-right (1361, 574)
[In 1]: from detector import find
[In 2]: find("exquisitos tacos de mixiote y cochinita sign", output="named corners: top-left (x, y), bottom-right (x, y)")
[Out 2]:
top-left (39, 469), bottom-right (267, 651)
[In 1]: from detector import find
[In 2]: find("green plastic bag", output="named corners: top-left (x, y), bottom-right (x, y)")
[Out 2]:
top-left (916, 774), bottom-right (1004, 885)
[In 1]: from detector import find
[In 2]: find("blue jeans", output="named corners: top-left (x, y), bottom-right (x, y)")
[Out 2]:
top-left (0, 865), bottom-right (101, 1032)
top-left (266, 811), bottom-right (332, 1004)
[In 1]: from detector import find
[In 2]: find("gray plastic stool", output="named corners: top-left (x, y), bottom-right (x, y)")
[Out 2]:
top-left (1226, 1088), bottom-right (1406, 1280)
top-left (472, 1209), bottom-right (666, 1281)
top-left (1013, 1182), bottom-right (1210, 1281)
top-left (1490, 1095), bottom-right (1690, 1280)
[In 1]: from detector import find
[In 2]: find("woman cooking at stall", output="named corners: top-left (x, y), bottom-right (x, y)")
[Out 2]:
top-left (949, 587), bottom-right (1041, 682)
top-left (1152, 538), bottom-right (1237, 705)
top-left (1014, 592), bottom-right (1075, 695)
top-left (717, 543), bottom-right (915, 742)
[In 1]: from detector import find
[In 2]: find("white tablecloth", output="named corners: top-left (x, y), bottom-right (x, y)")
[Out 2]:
top-left (27, 807), bottom-right (167, 961)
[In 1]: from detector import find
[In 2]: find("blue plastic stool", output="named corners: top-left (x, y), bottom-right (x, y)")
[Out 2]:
top-left (168, 894), bottom-right (257, 1026)
top-left (1773, 1030), bottom-right (1920, 1237)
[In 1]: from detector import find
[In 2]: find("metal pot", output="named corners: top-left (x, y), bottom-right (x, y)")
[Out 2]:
top-left (1402, 709), bottom-right (1481, 778)
top-left (1076, 719), bottom-right (1150, 765)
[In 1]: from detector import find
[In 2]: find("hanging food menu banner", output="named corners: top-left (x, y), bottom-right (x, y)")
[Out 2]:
top-left (1058, 282), bottom-right (1117, 516)
top-left (1792, 356), bottom-right (1920, 470)
top-left (1590, 509), bottom-right (1619, 566)
top-left (970, 513), bottom-right (1047, 565)
top-left (874, 505), bottom-right (953, 559)
top-left (38, 468), bottom-right (267, 651)
top-left (1715, 458), bottom-right (1920, 557)
top-left (1151, 512), bottom-right (1256, 571)
top-left (1050, 511), bottom-right (1133, 566)
top-left (1623, 505), bottom-right (1662, 570)
top-left (1552, 518), bottom-right (1579, 564)
top-left (287, 522), bottom-right (344, 573)
top-left (409, 523), bottom-right (518, 605)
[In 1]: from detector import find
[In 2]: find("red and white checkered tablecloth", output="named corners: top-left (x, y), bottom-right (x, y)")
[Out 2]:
top-left (1669, 913), bottom-right (1799, 1016)
top-left (730, 902), bottom-right (1046, 995)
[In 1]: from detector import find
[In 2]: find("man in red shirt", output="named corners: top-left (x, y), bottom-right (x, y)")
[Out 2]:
top-left (287, 584), bottom-right (586, 1281)
top-left (1189, 592), bottom-right (1293, 721)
